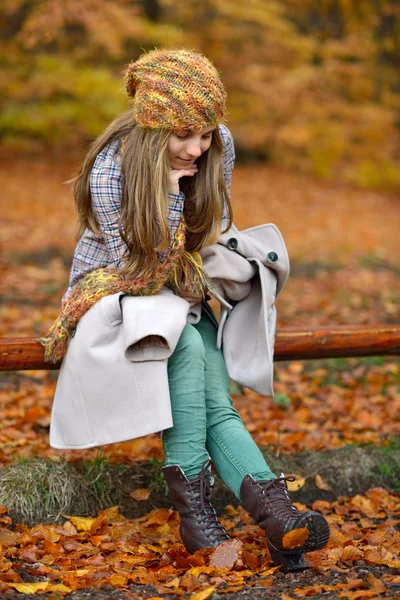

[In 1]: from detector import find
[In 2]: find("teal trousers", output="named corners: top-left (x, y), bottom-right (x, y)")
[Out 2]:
top-left (163, 310), bottom-right (276, 500)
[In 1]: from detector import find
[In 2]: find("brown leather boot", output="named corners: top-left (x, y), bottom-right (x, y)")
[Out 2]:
top-left (163, 459), bottom-right (231, 554)
top-left (240, 474), bottom-right (330, 572)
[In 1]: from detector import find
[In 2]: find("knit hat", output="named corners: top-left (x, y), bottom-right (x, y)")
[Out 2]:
top-left (124, 49), bottom-right (227, 134)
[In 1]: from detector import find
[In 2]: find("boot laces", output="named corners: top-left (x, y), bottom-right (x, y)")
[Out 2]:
top-left (252, 475), bottom-right (301, 521)
top-left (184, 459), bottom-right (228, 540)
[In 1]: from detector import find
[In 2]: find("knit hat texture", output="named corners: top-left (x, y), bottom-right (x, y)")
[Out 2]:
top-left (124, 49), bottom-right (227, 133)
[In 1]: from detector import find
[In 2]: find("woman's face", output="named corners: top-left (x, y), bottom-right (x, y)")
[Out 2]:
top-left (168, 126), bottom-right (214, 169)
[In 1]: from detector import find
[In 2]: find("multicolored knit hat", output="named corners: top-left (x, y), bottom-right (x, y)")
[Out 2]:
top-left (124, 49), bottom-right (227, 134)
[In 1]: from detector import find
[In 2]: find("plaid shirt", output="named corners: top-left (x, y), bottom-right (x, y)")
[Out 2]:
top-left (67, 124), bottom-right (235, 293)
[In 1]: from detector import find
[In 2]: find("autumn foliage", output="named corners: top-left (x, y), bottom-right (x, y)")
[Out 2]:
top-left (1, 0), bottom-right (400, 187)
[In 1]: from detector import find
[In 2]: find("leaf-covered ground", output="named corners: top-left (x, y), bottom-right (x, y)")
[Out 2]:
top-left (1, 154), bottom-right (400, 598)
top-left (0, 489), bottom-right (400, 598)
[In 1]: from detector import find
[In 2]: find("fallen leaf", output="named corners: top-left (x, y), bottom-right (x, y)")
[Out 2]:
top-left (130, 488), bottom-right (151, 501)
top-left (47, 583), bottom-right (72, 593)
top-left (368, 574), bottom-right (386, 593)
top-left (286, 474), bottom-right (306, 492)
top-left (61, 515), bottom-right (96, 531)
top-left (242, 549), bottom-right (259, 570)
top-left (259, 565), bottom-right (281, 577)
top-left (163, 576), bottom-right (180, 588)
top-left (350, 495), bottom-right (375, 518)
top-left (8, 582), bottom-right (49, 593)
top-left (99, 506), bottom-right (124, 521)
top-left (288, 362), bottom-right (304, 373)
top-left (295, 584), bottom-right (336, 596)
top-left (109, 574), bottom-right (127, 586)
top-left (341, 545), bottom-right (363, 562)
top-left (383, 575), bottom-right (400, 583)
top-left (210, 539), bottom-right (243, 568)
top-left (315, 474), bottom-right (331, 491)
top-left (282, 527), bottom-right (309, 549)
top-left (190, 586), bottom-right (216, 600)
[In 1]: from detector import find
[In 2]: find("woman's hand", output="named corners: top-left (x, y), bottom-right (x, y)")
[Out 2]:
top-left (169, 164), bottom-right (198, 195)
top-left (180, 291), bottom-right (203, 307)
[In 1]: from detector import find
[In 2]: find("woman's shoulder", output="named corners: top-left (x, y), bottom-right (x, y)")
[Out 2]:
top-left (93, 138), bottom-right (123, 172)
top-left (218, 123), bottom-right (233, 145)
top-left (218, 124), bottom-right (235, 165)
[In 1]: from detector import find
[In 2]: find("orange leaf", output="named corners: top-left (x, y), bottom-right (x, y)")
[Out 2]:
top-left (350, 495), bottom-right (375, 518)
top-left (288, 362), bottom-right (304, 373)
top-left (315, 474), bottom-right (331, 491)
top-left (259, 566), bottom-right (281, 577)
top-left (144, 508), bottom-right (173, 526)
top-left (282, 527), bottom-right (309, 549)
top-left (294, 584), bottom-right (336, 596)
top-left (367, 574), bottom-right (386, 593)
top-left (242, 549), bottom-right (259, 570)
top-left (98, 506), bottom-right (124, 521)
top-left (130, 488), bottom-right (151, 501)
top-left (209, 539), bottom-right (243, 568)
top-left (163, 576), bottom-right (180, 588)
top-left (341, 545), bottom-right (363, 562)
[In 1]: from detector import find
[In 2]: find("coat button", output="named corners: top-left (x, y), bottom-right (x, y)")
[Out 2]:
top-left (227, 237), bottom-right (238, 250)
top-left (267, 251), bottom-right (278, 263)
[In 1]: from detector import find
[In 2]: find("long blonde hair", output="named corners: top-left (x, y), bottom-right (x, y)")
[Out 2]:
top-left (74, 111), bottom-right (232, 277)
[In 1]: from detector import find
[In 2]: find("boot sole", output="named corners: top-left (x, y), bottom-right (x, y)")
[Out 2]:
top-left (267, 543), bottom-right (308, 572)
top-left (295, 512), bottom-right (330, 553)
top-left (266, 513), bottom-right (329, 572)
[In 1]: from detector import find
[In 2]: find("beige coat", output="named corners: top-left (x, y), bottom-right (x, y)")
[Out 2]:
top-left (201, 222), bottom-right (289, 395)
top-left (49, 223), bottom-right (289, 450)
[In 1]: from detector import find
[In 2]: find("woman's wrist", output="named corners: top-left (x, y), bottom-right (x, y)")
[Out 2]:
top-left (169, 184), bottom-right (180, 195)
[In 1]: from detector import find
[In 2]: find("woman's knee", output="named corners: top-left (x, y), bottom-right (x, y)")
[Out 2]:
top-left (174, 324), bottom-right (206, 360)
top-left (206, 402), bottom-right (244, 431)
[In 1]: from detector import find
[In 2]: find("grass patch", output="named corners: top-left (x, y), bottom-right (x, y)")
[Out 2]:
top-left (0, 458), bottom-right (88, 525)
top-left (374, 437), bottom-right (400, 494)
top-left (78, 450), bottom-right (119, 510)
top-left (147, 457), bottom-right (169, 498)
top-left (358, 254), bottom-right (400, 274)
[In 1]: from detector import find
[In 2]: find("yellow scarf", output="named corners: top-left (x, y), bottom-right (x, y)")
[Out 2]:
top-left (39, 218), bottom-right (213, 363)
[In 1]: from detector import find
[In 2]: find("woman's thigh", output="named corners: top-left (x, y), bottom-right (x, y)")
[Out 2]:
top-left (193, 312), bottom-right (241, 425)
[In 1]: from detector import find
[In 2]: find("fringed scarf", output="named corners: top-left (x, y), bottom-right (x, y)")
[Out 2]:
top-left (39, 217), bottom-right (214, 363)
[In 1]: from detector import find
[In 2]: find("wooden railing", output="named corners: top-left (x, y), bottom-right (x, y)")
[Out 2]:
top-left (1, 325), bottom-right (399, 371)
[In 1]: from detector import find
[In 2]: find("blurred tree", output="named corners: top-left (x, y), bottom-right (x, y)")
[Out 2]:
top-left (0, 0), bottom-right (183, 146)
top-left (0, 0), bottom-right (399, 188)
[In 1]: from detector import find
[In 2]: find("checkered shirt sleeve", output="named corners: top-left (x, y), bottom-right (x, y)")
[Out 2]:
top-left (67, 125), bottom-right (235, 292)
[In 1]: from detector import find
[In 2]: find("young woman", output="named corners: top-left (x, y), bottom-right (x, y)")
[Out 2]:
top-left (45, 49), bottom-right (329, 571)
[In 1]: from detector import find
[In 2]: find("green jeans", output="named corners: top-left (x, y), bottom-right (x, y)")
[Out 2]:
top-left (163, 309), bottom-right (276, 500)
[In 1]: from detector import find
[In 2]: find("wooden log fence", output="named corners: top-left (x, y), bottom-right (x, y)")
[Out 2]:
top-left (1, 325), bottom-right (399, 371)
